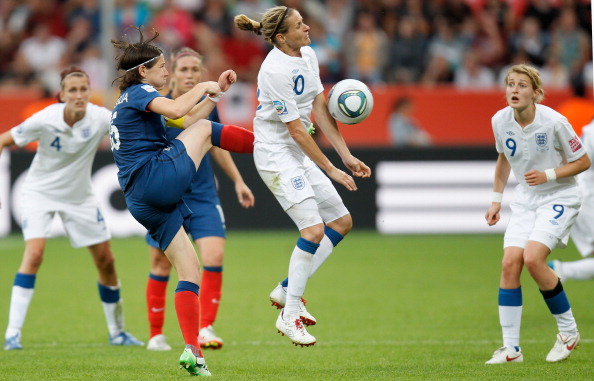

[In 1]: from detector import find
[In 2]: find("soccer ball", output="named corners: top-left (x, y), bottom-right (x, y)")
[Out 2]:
top-left (327, 79), bottom-right (374, 125)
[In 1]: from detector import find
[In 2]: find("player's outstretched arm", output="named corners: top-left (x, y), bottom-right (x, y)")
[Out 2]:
top-left (311, 93), bottom-right (371, 179)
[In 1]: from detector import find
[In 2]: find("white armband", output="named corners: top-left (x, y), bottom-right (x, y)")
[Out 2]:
top-left (492, 192), bottom-right (503, 203)
top-left (545, 168), bottom-right (557, 182)
top-left (208, 92), bottom-right (225, 103)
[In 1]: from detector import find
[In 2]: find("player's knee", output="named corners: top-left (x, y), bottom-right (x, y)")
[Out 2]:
top-left (500, 256), bottom-right (521, 276)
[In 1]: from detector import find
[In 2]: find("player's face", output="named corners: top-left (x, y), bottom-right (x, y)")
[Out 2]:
top-left (142, 56), bottom-right (168, 90)
top-left (505, 72), bottom-right (538, 110)
top-left (172, 56), bottom-right (203, 96)
top-left (60, 75), bottom-right (91, 113)
top-left (281, 11), bottom-right (310, 50)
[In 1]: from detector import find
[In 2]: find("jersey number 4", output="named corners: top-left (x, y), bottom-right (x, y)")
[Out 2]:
top-left (51, 136), bottom-right (61, 151)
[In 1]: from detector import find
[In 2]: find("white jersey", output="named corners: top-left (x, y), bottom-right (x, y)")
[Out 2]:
top-left (11, 103), bottom-right (111, 204)
top-left (577, 121), bottom-right (594, 194)
top-left (492, 104), bottom-right (586, 194)
top-left (254, 45), bottom-right (325, 147)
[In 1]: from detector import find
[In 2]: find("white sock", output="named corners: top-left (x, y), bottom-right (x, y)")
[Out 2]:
top-left (285, 246), bottom-right (313, 317)
top-left (559, 258), bottom-right (594, 280)
top-left (100, 282), bottom-right (124, 337)
top-left (5, 286), bottom-right (34, 339)
top-left (554, 308), bottom-right (578, 335)
top-left (310, 235), bottom-right (334, 277)
top-left (499, 305), bottom-right (522, 349)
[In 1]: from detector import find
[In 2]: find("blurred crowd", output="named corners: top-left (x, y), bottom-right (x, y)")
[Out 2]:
top-left (0, 0), bottom-right (592, 95)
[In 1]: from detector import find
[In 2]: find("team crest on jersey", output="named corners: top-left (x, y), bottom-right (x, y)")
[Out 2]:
top-left (82, 128), bottom-right (90, 139)
top-left (535, 133), bottom-right (549, 151)
top-left (290, 176), bottom-right (305, 190)
top-left (273, 100), bottom-right (288, 115)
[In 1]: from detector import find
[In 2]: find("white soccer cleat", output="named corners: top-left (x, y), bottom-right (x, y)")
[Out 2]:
top-left (147, 334), bottom-right (172, 351)
top-left (199, 325), bottom-right (223, 350)
top-left (485, 346), bottom-right (523, 364)
top-left (546, 332), bottom-right (580, 362)
top-left (269, 283), bottom-right (317, 326)
top-left (275, 309), bottom-right (316, 347)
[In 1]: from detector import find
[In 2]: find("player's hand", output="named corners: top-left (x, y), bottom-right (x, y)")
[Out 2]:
top-left (218, 70), bottom-right (237, 92)
top-left (202, 81), bottom-right (221, 96)
top-left (524, 169), bottom-right (546, 186)
top-left (235, 182), bottom-right (255, 208)
top-left (485, 204), bottom-right (501, 226)
top-left (343, 155), bottom-right (371, 178)
top-left (327, 166), bottom-right (357, 191)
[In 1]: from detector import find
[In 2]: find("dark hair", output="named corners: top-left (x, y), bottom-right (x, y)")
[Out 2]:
top-left (111, 26), bottom-right (163, 91)
top-left (234, 6), bottom-right (294, 45)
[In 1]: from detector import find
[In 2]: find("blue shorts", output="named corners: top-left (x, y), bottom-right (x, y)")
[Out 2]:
top-left (146, 198), bottom-right (226, 248)
top-left (125, 140), bottom-right (196, 250)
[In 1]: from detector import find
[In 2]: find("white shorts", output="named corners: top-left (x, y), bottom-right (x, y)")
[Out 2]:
top-left (570, 189), bottom-right (594, 257)
top-left (20, 190), bottom-right (111, 248)
top-left (504, 185), bottom-right (581, 251)
top-left (254, 143), bottom-right (349, 230)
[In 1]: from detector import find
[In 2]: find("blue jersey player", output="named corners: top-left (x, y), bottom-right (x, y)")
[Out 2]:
top-left (110, 28), bottom-right (254, 376)
top-left (145, 48), bottom-right (255, 353)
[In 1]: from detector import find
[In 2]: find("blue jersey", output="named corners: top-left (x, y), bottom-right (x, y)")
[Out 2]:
top-left (110, 83), bottom-right (168, 191)
top-left (164, 95), bottom-right (220, 201)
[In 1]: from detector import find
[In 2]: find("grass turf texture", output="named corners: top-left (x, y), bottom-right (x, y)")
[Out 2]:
top-left (1, 231), bottom-right (593, 380)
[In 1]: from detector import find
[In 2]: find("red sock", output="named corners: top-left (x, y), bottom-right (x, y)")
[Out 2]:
top-left (146, 276), bottom-right (168, 338)
top-left (200, 268), bottom-right (222, 329)
top-left (174, 290), bottom-right (202, 355)
top-left (215, 124), bottom-right (254, 153)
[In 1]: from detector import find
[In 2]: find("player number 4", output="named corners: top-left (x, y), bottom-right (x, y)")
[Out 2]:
top-left (51, 136), bottom-right (61, 151)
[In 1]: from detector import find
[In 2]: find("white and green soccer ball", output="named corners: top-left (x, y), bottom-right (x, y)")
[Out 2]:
top-left (327, 79), bottom-right (374, 125)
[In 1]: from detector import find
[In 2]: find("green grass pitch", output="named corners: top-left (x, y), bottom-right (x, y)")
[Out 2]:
top-left (1, 231), bottom-right (593, 380)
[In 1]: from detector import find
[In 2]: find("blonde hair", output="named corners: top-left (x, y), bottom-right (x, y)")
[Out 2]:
top-left (504, 64), bottom-right (545, 103)
top-left (234, 6), bottom-right (293, 45)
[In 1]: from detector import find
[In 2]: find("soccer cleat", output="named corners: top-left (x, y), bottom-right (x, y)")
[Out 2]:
top-left (275, 309), bottom-right (316, 347)
top-left (269, 283), bottom-right (317, 326)
top-left (485, 346), bottom-right (523, 364)
top-left (199, 325), bottom-right (223, 350)
top-left (147, 334), bottom-right (171, 351)
top-left (109, 331), bottom-right (144, 346)
top-left (546, 332), bottom-right (580, 362)
top-left (4, 333), bottom-right (22, 351)
top-left (547, 260), bottom-right (566, 282)
top-left (179, 347), bottom-right (211, 376)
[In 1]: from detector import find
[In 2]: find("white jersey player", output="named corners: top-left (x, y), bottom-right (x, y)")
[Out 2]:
top-left (485, 64), bottom-right (590, 364)
top-left (0, 67), bottom-right (142, 350)
top-left (234, 6), bottom-right (371, 346)
top-left (549, 119), bottom-right (594, 279)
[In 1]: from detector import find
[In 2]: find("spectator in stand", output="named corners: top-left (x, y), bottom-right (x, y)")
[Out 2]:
top-left (439, 0), bottom-right (473, 31)
top-left (388, 96), bottom-right (432, 147)
top-left (194, 0), bottom-right (232, 37)
top-left (14, 22), bottom-right (66, 93)
top-left (523, 0), bottom-right (559, 32)
top-left (65, 0), bottom-right (101, 42)
top-left (151, 0), bottom-right (194, 52)
top-left (550, 7), bottom-right (590, 85)
top-left (420, 17), bottom-right (465, 86)
top-left (540, 53), bottom-right (570, 90)
top-left (454, 49), bottom-right (496, 90)
top-left (114, 0), bottom-right (153, 39)
top-left (307, 16), bottom-right (342, 83)
top-left (385, 15), bottom-right (427, 84)
top-left (509, 16), bottom-right (550, 67)
top-left (344, 9), bottom-right (388, 85)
